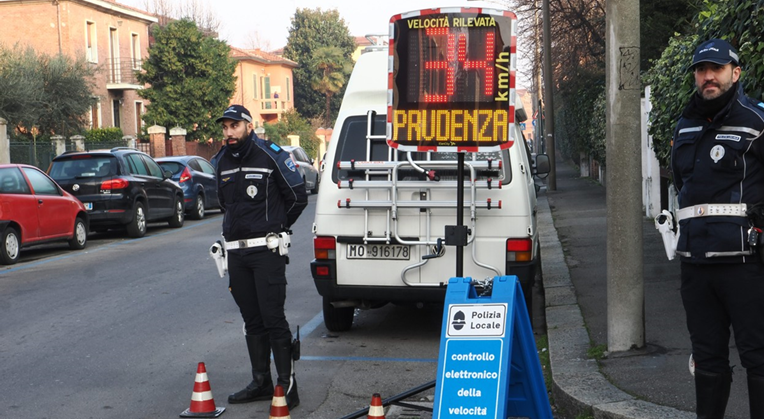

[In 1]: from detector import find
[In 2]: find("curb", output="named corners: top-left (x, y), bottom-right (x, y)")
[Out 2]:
top-left (537, 192), bottom-right (695, 419)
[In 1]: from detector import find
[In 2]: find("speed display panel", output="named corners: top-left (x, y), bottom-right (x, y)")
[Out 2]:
top-left (387, 7), bottom-right (517, 152)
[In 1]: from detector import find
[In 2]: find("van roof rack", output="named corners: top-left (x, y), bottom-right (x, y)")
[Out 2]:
top-left (361, 34), bottom-right (389, 54)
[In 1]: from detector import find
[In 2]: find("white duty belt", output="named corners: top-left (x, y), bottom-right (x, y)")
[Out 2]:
top-left (224, 236), bottom-right (269, 250)
top-left (676, 203), bottom-right (748, 221)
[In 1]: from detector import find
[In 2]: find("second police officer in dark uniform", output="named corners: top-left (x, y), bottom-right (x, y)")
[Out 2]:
top-left (212, 105), bottom-right (307, 410)
top-left (671, 39), bottom-right (763, 419)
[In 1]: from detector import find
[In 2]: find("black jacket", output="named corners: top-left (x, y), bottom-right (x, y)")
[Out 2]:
top-left (213, 133), bottom-right (308, 242)
top-left (671, 84), bottom-right (764, 263)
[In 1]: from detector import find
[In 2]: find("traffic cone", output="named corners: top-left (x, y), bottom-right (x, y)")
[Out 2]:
top-left (180, 362), bottom-right (226, 418)
top-left (368, 393), bottom-right (385, 419)
top-left (269, 384), bottom-right (291, 419)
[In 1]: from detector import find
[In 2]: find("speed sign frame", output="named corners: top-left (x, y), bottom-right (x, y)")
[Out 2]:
top-left (387, 7), bottom-right (517, 152)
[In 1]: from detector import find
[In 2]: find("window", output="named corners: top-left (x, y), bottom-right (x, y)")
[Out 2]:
top-left (126, 154), bottom-right (149, 175)
top-left (22, 168), bottom-right (60, 196)
top-left (253, 74), bottom-right (259, 99)
top-left (264, 76), bottom-right (272, 109)
top-left (131, 33), bottom-right (141, 69)
top-left (113, 99), bottom-right (121, 128)
top-left (86, 21), bottom-right (97, 63)
top-left (142, 156), bottom-right (163, 178)
top-left (285, 77), bottom-right (291, 101)
top-left (90, 100), bottom-right (101, 129)
top-left (0, 167), bottom-right (31, 194)
top-left (109, 27), bottom-right (119, 83)
top-left (197, 159), bottom-right (216, 175)
top-left (135, 102), bottom-right (144, 134)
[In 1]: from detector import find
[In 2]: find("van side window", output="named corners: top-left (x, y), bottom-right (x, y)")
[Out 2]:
top-left (333, 115), bottom-right (388, 182)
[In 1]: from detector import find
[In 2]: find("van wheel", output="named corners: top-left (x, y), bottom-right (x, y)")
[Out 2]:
top-left (1, 226), bottom-right (20, 265)
top-left (323, 297), bottom-right (354, 332)
top-left (68, 217), bottom-right (88, 250)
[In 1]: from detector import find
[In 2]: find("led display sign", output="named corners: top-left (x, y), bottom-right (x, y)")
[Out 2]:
top-left (387, 8), bottom-right (517, 152)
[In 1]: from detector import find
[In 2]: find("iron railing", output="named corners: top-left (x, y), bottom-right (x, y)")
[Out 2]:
top-left (106, 59), bottom-right (143, 86)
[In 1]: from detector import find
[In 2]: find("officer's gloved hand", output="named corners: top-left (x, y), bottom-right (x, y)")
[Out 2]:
top-left (747, 203), bottom-right (763, 230)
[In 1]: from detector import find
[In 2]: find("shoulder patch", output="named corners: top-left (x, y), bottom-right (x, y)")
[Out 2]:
top-left (284, 156), bottom-right (297, 172)
top-left (269, 142), bottom-right (282, 153)
top-left (759, 102), bottom-right (764, 109)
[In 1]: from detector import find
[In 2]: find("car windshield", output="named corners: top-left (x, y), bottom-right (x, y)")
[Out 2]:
top-left (158, 161), bottom-right (184, 175)
top-left (49, 156), bottom-right (116, 180)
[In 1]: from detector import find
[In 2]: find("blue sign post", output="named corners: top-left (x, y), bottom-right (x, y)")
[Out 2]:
top-left (434, 276), bottom-right (552, 419)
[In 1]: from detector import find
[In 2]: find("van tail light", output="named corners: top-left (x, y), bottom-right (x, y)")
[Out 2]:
top-left (101, 178), bottom-right (129, 190)
top-left (180, 167), bottom-right (192, 183)
top-left (506, 238), bottom-right (532, 262)
top-left (314, 236), bottom-right (336, 260)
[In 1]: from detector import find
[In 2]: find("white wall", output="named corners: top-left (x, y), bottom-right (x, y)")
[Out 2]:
top-left (641, 86), bottom-right (662, 218)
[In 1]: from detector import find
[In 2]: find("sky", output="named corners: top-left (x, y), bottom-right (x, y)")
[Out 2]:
top-left (118, 0), bottom-right (510, 50)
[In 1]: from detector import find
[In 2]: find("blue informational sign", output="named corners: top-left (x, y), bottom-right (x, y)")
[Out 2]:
top-left (434, 276), bottom-right (553, 419)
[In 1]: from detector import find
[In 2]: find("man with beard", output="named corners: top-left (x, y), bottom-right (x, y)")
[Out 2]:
top-left (671, 39), bottom-right (763, 419)
top-left (212, 105), bottom-right (307, 410)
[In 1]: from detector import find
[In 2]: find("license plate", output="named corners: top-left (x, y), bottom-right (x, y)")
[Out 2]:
top-left (84, 202), bottom-right (93, 210)
top-left (347, 244), bottom-right (410, 260)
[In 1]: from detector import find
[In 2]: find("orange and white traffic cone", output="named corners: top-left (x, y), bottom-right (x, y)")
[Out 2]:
top-left (367, 393), bottom-right (385, 419)
top-left (269, 384), bottom-right (291, 419)
top-left (180, 362), bottom-right (226, 418)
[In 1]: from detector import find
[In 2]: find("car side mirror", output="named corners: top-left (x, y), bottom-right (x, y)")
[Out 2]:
top-left (534, 154), bottom-right (550, 175)
top-left (163, 170), bottom-right (173, 179)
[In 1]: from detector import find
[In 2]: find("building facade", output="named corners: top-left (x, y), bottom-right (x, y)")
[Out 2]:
top-left (229, 47), bottom-right (298, 127)
top-left (0, 0), bottom-right (157, 137)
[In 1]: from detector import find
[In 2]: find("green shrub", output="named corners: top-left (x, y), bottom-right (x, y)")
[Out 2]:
top-left (644, 0), bottom-right (763, 168)
top-left (84, 127), bottom-right (124, 143)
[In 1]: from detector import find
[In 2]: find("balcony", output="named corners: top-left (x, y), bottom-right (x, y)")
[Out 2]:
top-left (106, 59), bottom-right (144, 90)
top-left (259, 100), bottom-right (290, 114)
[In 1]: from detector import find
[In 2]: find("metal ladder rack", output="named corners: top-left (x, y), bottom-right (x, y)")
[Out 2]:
top-left (335, 113), bottom-right (504, 248)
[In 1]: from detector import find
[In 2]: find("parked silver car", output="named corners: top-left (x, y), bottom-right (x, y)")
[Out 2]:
top-left (282, 145), bottom-right (319, 194)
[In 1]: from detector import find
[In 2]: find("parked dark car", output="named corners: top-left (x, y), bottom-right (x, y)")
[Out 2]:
top-left (156, 156), bottom-right (219, 220)
top-left (1, 164), bottom-right (89, 264)
top-left (282, 145), bottom-right (319, 194)
top-left (48, 147), bottom-right (185, 238)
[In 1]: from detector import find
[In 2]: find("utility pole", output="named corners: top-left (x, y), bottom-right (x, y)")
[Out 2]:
top-left (605, 0), bottom-right (644, 352)
top-left (542, 0), bottom-right (556, 190)
top-left (533, 0), bottom-right (544, 154)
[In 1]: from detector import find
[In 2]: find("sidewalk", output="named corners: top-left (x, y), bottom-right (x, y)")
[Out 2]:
top-left (540, 160), bottom-right (748, 419)
top-left (387, 159), bottom-right (750, 419)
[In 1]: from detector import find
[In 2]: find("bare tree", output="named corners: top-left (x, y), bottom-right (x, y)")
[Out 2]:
top-left (243, 32), bottom-right (272, 51)
top-left (512, 0), bottom-right (605, 83)
top-left (140, 0), bottom-right (220, 36)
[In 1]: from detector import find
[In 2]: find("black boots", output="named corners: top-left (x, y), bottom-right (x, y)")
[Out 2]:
top-left (228, 333), bottom-right (274, 404)
top-left (694, 369), bottom-right (732, 419)
top-left (272, 338), bottom-right (300, 410)
top-left (748, 375), bottom-right (763, 419)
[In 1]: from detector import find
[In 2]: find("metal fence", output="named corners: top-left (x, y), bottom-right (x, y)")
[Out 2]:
top-left (9, 141), bottom-right (56, 170)
top-left (10, 139), bottom-right (149, 170)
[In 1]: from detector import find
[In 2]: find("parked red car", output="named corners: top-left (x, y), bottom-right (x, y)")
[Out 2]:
top-left (0, 164), bottom-right (89, 265)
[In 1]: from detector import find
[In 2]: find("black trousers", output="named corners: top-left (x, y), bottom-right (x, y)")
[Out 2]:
top-left (227, 249), bottom-right (292, 342)
top-left (681, 262), bottom-right (763, 378)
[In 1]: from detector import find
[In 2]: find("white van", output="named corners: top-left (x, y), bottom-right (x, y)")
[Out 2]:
top-left (310, 43), bottom-right (550, 331)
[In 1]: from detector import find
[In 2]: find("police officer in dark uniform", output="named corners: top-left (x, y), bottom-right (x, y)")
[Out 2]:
top-left (212, 105), bottom-right (307, 410)
top-left (671, 39), bottom-right (763, 419)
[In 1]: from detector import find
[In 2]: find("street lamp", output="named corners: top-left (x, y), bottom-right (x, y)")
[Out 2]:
top-left (254, 126), bottom-right (265, 139)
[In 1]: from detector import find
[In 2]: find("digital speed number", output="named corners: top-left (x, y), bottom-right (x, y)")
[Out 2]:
top-left (416, 27), bottom-right (496, 103)
top-left (387, 8), bottom-right (517, 152)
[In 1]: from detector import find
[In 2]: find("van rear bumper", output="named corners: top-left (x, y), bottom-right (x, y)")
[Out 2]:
top-left (311, 259), bottom-right (446, 302)
top-left (310, 258), bottom-right (537, 303)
